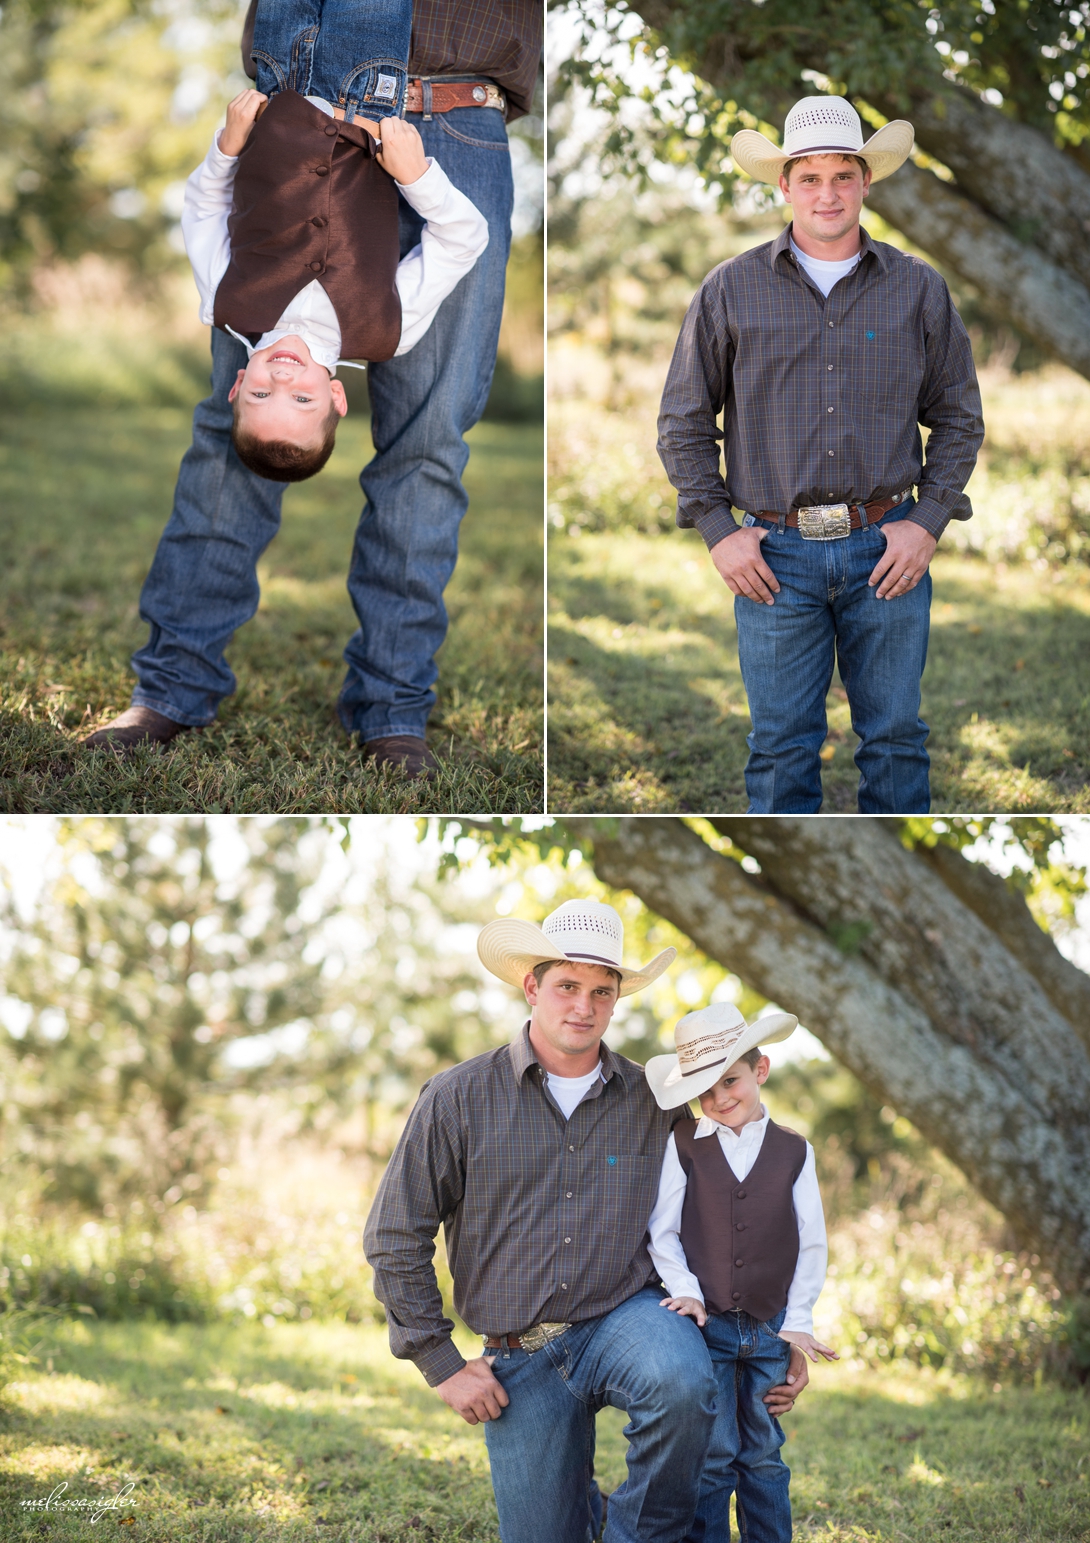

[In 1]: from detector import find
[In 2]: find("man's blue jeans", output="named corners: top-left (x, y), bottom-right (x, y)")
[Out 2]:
top-left (482, 1288), bottom-right (717, 1543)
top-left (686, 1309), bottom-right (793, 1543)
top-left (131, 109), bottom-right (513, 738)
top-left (251, 0), bottom-right (410, 118)
top-left (733, 500), bottom-right (932, 813)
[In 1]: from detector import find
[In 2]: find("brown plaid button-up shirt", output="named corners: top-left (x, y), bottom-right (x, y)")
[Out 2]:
top-left (658, 223), bottom-right (985, 548)
top-left (410, 0), bottom-right (542, 120)
top-left (363, 1024), bottom-right (681, 1386)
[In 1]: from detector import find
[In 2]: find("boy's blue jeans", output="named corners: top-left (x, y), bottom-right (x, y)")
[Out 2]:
top-left (685, 1308), bottom-right (793, 1543)
top-left (482, 1288), bottom-right (717, 1543)
top-left (251, 0), bottom-right (410, 118)
top-left (130, 106), bottom-right (513, 738)
top-left (733, 499), bottom-right (932, 813)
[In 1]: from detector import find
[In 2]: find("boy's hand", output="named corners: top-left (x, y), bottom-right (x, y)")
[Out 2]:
top-left (778, 1329), bottom-right (839, 1363)
top-left (659, 1295), bottom-right (707, 1327)
top-left (370, 116), bottom-right (428, 185)
top-left (220, 89), bottom-right (268, 157)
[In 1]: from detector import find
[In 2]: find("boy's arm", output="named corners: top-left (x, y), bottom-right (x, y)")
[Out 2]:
top-left (383, 120), bottom-right (489, 356)
top-left (780, 1142), bottom-right (838, 1362)
top-left (646, 1132), bottom-right (705, 1303)
top-left (181, 91), bottom-right (265, 325)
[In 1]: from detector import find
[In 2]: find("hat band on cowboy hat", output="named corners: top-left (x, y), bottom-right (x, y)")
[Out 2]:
top-left (645, 1002), bottom-right (798, 1110)
top-left (477, 898), bottom-right (676, 999)
top-left (730, 94), bottom-right (914, 188)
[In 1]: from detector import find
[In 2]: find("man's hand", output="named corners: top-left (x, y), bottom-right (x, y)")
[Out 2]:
top-left (434, 1356), bottom-right (510, 1426)
top-left (868, 519), bottom-right (937, 600)
top-left (220, 88), bottom-right (268, 157)
top-left (369, 116), bottom-right (428, 185)
top-left (763, 1343), bottom-right (810, 1417)
top-left (778, 1329), bottom-right (839, 1364)
top-left (709, 527), bottom-right (780, 605)
top-left (659, 1294), bottom-right (708, 1327)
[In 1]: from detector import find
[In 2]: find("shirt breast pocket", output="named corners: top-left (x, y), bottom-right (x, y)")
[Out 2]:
top-left (595, 1154), bottom-right (660, 1240)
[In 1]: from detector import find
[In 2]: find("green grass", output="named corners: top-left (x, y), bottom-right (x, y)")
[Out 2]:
top-left (0, 409), bottom-right (542, 813)
top-left (1, 1318), bottom-right (1086, 1542)
top-left (548, 528), bottom-right (1090, 812)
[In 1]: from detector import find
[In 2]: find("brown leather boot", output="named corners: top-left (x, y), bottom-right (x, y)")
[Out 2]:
top-left (362, 734), bottom-right (439, 779)
top-left (82, 705), bottom-right (193, 751)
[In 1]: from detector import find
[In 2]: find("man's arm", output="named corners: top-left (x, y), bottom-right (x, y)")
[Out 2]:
top-left (910, 272), bottom-right (986, 541)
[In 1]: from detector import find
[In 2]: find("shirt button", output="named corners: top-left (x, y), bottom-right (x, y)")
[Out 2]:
top-left (561, 1283), bottom-right (568, 1290)
top-left (569, 1145), bottom-right (575, 1152)
top-left (565, 1192), bottom-right (572, 1198)
top-left (315, 165), bottom-right (330, 176)
top-left (828, 320), bottom-right (834, 327)
top-left (827, 364), bottom-right (834, 371)
top-left (827, 406), bottom-right (834, 413)
top-left (564, 1237), bottom-right (571, 1244)
top-left (828, 450), bottom-right (835, 457)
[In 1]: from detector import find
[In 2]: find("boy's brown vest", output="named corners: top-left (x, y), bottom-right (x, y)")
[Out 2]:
top-left (673, 1117), bottom-right (806, 1321)
top-left (213, 89), bottom-right (402, 362)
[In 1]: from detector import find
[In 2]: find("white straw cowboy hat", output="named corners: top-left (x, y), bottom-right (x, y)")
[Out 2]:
top-left (730, 96), bottom-right (914, 186)
top-left (645, 1001), bottom-right (798, 1110)
top-left (477, 899), bottom-right (676, 998)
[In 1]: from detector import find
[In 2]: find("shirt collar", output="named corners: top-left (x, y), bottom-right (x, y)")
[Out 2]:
top-left (694, 1102), bottom-right (770, 1140)
top-left (773, 221), bottom-right (887, 274)
top-left (508, 1022), bottom-right (628, 1086)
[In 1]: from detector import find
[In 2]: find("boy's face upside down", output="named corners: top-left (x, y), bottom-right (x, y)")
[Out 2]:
top-left (228, 335), bottom-right (348, 450)
top-left (697, 1053), bottom-right (770, 1131)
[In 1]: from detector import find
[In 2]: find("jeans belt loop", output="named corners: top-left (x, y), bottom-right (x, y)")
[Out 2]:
top-left (422, 79), bottom-right (433, 120)
top-left (777, 509), bottom-right (786, 534)
top-left (858, 502), bottom-right (869, 527)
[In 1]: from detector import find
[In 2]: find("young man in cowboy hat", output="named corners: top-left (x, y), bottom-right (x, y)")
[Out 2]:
top-left (363, 899), bottom-right (811, 1543)
top-left (646, 1004), bottom-right (838, 1541)
top-left (658, 96), bottom-right (985, 814)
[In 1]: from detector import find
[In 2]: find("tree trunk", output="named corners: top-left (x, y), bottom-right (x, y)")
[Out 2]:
top-left (567, 816), bottom-right (1090, 1295)
top-left (865, 162), bottom-right (1090, 380)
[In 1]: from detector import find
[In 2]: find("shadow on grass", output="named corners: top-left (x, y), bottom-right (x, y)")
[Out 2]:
top-left (549, 531), bottom-right (1090, 813)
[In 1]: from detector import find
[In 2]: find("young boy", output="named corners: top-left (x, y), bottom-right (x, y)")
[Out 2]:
top-left (645, 1002), bottom-right (838, 1541)
top-left (180, 0), bottom-right (488, 482)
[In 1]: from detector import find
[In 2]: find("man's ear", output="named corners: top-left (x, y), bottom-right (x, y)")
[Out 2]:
top-left (227, 369), bottom-right (247, 403)
top-left (778, 173), bottom-right (791, 204)
top-left (523, 971), bottom-right (540, 1007)
top-left (330, 378), bottom-right (349, 417)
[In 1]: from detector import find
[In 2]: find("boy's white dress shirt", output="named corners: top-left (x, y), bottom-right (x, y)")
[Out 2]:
top-left (647, 1104), bottom-right (828, 1333)
top-left (180, 96), bottom-right (489, 375)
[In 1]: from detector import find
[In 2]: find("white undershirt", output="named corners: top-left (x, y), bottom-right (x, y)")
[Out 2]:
top-left (646, 1104), bottom-right (828, 1333)
top-left (180, 95), bottom-right (489, 373)
top-left (546, 1065), bottom-right (605, 1119)
top-left (790, 236), bottom-right (862, 297)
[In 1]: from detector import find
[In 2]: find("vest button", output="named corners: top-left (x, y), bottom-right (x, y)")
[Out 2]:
top-left (309, 261), bottom-right (324, 272)
top-left (736, 1222), bottom-right (745, 1231)
top-left (736, 1189), bottom-right (746, 1199)
top-left (732, 1291), bottom-right (741, 1301)
top-left (325, 125), bottom-right (338, 136)
top-left (311, 216), bottom-right (328, 227)
top-left (735, 1258), bottom-right (744, 1267)
top-left (315, 165), bottom-right (330, 176)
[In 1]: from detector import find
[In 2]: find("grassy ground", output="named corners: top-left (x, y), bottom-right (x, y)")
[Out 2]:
top-left (1, 1318), bottom-right (1086, 1542)
top-left (0, 409), bottom-right (542, 813)
top-left (548, 528), bottom-right (1090, 813)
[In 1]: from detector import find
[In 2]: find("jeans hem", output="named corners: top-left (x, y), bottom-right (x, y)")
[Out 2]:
top-left (131, 690), bottom-right (215, 729)
top-left (353, 722), bottom-right (431, 742)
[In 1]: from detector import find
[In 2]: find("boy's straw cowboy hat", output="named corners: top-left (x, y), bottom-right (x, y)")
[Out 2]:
top-left (645, 1001), bottom-right (797, 1110)
top-left (477, 899), bottom-right (676, 998)
top-left (730, 96), bottom-right (914, 187)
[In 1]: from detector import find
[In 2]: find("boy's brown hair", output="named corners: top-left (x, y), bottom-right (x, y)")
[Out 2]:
top-left (531, 959), bottom-right (623, 988)
top-left (782, 152), bottom-right (868, 182)
top-left (739, 1046), bottom-right (764, 1069)
top-left (231, 398), bottom-right (340, 482)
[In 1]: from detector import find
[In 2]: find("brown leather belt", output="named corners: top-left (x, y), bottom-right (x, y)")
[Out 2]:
top-left (752, 494), bottom-right (907, 530)
top-left (406, 79), bottom-right (505, 115)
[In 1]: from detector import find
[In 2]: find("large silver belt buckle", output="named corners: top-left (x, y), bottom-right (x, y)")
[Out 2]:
top-left (797, 503), bottom-right (852, 540)
top-left (518, 1321), bottom-right (571, 1353)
